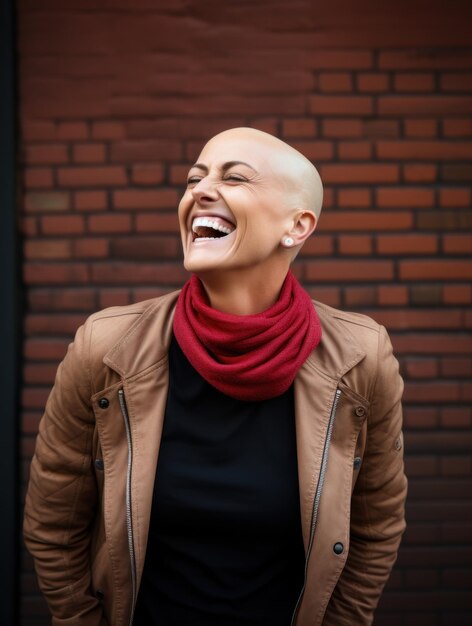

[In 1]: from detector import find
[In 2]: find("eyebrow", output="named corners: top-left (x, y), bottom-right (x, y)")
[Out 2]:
top-left (191, 160), bottom-right (257, 173)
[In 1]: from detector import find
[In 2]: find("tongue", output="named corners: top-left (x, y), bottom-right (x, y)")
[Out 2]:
top-left (195, 226), bottom-right (227, 239)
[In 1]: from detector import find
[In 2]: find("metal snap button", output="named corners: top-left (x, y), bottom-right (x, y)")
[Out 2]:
top-left (95, 459), bottom-right (104, 471)
top-left (98, 398), bottom-right (109, 409)
top-left (333, 542), bottom-right (344, 555)
top-left (353, 456), bottom-right (362, 470)
top-left (354, 406), bottom-right (366, 417)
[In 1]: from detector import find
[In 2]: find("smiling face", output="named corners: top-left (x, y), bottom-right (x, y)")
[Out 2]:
top-left (178, 127), bottom-right (322, 283)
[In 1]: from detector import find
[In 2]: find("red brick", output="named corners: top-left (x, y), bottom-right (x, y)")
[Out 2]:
top-left (400, 260), bottom-right (472, 280)
top-left (311, 50), bottom-right (373, 69)
top-left (405, 456), bottom-right (438, 477)
top-left (23, 263), bottom-right (89, 285)
top-left (392, 333), bottom-right (472, 354)
top-left (379, 96), bottom-right (472, 115)
top-left (282, 119), bottom-right (317, 138)
top-left (416, 211), bottom-right (471, 231)
top-left (441, 408), bottom-right (472, 429)
top-left (113, 189), bottom-right (179, 210)
top-left (443, 284), bottom-right (472, 304)
top-left (136, 213), bottom-right (180, 234)
top-left (41, 215), bottom-right (85, 235)
top-left (249, 118), bottom-right (279, 135)
top-left (24, 168), bottom-right (54, 189)
top-left (24, 240), bottom-right (71, 260)
top-left (344, 286), bottom-right (376, 307)
top-left (403, 381), bottom-right (460, 403)
top-left (338, 235), bottom-right (372, 255)
top-left (24, 313), bottom-right (88, 336)
top-left (318, 72), bottom-right (352, 92)
top-left (439, 456), bottom-right (472, 476)
top-left (404, 358), bottom-right (439, 379)
top-left (309, 95), bottom-right (373, 115)
top-left (73, 143), bottom-right (106, 163)
top-left (88, 214), bottom-right (132, 233)
top-left (90, 262), bottom-right (188, 285)
top-left (403, 164), bottom-right (438, 183)
top-left (99, 290), bottom-right (131, 308)
top-left (441, 357), bottom-right (472, 378)
top-left (378, 285), bottom-right (408, 306)
top-left (24, 191), bottom-right (70, 213)
top-left (169, 164), bottom-right (192, 185)
top-left (110, 140), bottom-right (182, 162)
top-left (320, 163), bottom-right (399, 183)
top-left (363, 120), bottom-right (400, 138)
top-left (72, 238), bottom-right (109, 258)
top-left (111, 237), bottom-right (180, 259)
top-left (403, 407), bottom-right (439, 429)
top-left (378, 140), bottom-right (472, 160)
top-left (305, 286), bottom-right (340, 307)
top-left (439, 189), bottom-right (471, 208)
top-left (20, 217), bottom-right (38, 237)
top-left (337, 189), bottom-right (371, 208)
top-left (24, 144), bottom-right (69, 165)
top-left (56, 121), bottom-right (88, 140)
top-left (372, 309), bottom-right (462, 330)
top-left (443, 234), bottom-right (472, 254)
top-left (132, 287), bottom-right (176, 303)
top-left (58, 166), bottom-right (127, 187)
top-left (379, 50), bottom-right (472, 70)
top-left (298, 235), bottom-right (334, 256)
top-left (376, 187), bottom-right (434, 208)
top-left (27, 288), bottom-right (96, 312)
top-left (377, 234), bottom-right (438, 255)
top-left (22, 121), bottom-right (55, 141)
top-left (305, 260), bottom-right (393, 282)
top-left (322, 119), bottom-right (362, 138)
top-left (404, 119), bottom-right (438, 138)
top-left (357, 73), bottom-right (389, 92)
top-left (394, 73), bottom-right (435, 92)
top-left (442, 118), bottom-right (472, 137)
top-left (319, 211), bottom-right (412, 232)
top-left (289, 141), bottom-right (334, 161)
top-left (74, 190), bottom-right (108, 211)
top-left (440, 73), bottom-right (472, 92)
top-left (338, 141), bottom-right (372, 160)
top-left (92, 121), bottom-right (125, 140)
top-left (131, 164), bottom-right (165, 186)
top-left (321, 187), bottom-right (334, 208)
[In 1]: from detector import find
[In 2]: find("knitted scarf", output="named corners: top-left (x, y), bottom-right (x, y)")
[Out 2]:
top-left (173, 271), bottom-right (322, 401)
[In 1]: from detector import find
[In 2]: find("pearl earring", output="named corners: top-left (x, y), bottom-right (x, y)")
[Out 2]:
top-left (282, 236), bottom-right (294, 247)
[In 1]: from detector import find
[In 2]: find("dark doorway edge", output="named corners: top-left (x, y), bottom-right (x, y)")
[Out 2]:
top-left (0, 0), bottom-right (20, 623)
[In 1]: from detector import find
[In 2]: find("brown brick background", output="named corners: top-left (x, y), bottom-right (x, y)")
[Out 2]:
top-left (18, 1), bottom-right (472, 624)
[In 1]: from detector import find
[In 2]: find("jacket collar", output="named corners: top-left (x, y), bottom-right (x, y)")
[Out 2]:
top-left (103, 293), bottom-right (366, 383)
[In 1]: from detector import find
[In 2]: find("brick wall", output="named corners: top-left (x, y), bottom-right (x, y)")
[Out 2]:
top-left (18, 1), bottom-right (472, 624)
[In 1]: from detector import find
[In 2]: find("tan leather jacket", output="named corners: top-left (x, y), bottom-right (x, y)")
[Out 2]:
top-left (24, 291), bottom-right (407, 626)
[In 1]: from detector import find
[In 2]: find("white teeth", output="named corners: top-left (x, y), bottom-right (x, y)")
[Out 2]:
top-left (191, 216), bottom-right (233, 235)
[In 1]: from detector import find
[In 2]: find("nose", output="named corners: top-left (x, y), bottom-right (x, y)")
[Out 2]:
top-left (191, 177), bottom-right (219, 204)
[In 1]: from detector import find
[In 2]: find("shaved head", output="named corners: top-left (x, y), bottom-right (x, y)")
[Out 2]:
top-left (203, 127), bottom-right (324, 219)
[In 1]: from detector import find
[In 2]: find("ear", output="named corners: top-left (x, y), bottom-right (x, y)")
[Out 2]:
top-left (287, 210), bottom-right (317, 246)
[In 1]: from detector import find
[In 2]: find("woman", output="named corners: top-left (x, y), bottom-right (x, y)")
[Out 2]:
top-left (24, 127), bottom-right (407, 626)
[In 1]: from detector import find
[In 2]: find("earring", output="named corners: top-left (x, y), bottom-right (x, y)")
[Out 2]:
top-left (282, 236), bottom-right (294, 247)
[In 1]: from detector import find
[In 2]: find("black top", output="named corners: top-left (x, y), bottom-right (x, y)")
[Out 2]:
top-left (133, 336), bottom-right (305, 626)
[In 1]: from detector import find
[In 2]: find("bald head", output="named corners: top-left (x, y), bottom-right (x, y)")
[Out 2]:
top-left (201, 127), bottom-right (324, 219)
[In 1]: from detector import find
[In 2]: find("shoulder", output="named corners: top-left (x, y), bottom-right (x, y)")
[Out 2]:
top-left (71, 290), bottom-right (180, 372)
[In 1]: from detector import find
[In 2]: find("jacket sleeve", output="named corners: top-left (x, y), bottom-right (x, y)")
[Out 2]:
top-left (23, 321), bottom-right (107, 626)
top-left (323, 325), bottom-right (407, 625)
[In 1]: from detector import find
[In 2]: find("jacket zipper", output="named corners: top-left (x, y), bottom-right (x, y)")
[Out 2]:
top-left (290, 388), bottom-right (342, 626)
top-left (118, 389), bottom-right (137, 626)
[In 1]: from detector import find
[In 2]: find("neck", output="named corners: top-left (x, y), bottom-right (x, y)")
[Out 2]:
top-left (197, 266), bottom-right (290, 315)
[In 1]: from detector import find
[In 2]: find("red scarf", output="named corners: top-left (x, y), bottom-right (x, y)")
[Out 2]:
top-left (173, 271), bottom-right (322, 401)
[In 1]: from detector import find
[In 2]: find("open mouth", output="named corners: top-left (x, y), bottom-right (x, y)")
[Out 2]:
top-left (191, 216), bottom-right (236, 242)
